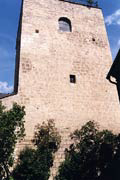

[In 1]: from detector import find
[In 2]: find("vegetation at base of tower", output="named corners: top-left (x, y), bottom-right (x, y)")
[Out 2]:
top-left (55, 121), bottom-right (120, 180)
top-left (0, 102), bottom-right (25, 180)
top-left (12, 119), bottom-right (61, 180)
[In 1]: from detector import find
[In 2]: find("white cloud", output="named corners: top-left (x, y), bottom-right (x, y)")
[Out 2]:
top-left (118, 39), bottom-right (120, 46)
top-left (0, 82), bottom-right (13, 93)
top-left (105, 9), bottom-right (120, 25)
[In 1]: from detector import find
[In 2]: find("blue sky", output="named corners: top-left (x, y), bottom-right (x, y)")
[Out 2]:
top-left (0, 0), bottom-right (120, 93)
top-left (0, 0), bottom-right (21, 93)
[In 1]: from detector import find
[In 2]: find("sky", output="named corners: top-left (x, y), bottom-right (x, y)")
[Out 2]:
top-left (0, 0), bottom-right (120, 93)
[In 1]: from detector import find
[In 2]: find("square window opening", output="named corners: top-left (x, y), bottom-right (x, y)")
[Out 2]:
top-left (35, 29), bottom-right (39, 33)
top-left (70, 75), bottom-right (76, 83)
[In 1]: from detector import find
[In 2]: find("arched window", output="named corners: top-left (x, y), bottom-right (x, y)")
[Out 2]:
top-left (58, 17), bottom-right (72, 32)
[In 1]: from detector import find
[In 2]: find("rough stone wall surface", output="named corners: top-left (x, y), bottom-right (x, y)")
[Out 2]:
top-left (2, 0), bottom-right (120, 178)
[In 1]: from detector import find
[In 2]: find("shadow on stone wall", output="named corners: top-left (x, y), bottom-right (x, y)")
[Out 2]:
top-left (13, 0), bottom-right (23, 94)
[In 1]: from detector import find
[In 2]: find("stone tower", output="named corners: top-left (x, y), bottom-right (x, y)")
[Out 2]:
top-left (2, 0), bottom-right (120, 177)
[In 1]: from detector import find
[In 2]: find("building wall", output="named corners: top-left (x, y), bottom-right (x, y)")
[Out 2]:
top-left (2, 0), bottom-right (120, 178)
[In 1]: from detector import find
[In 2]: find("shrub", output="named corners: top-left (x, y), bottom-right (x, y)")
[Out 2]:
top-left (13, 120), bottom-right (61, 180)
top-left (55, 121), bottom-right (120, 180)
top-left (0, 102), bottom-right (25, 180)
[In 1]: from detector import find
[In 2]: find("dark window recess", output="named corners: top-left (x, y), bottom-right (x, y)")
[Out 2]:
top-left (59, 17), bottom-right (72, 32)
top-left (70, 75), bottom-right (76, 83)
top-left (92, 37), bottom-right (95, 42)
top-left (35, 29), bottom-right (39, 33)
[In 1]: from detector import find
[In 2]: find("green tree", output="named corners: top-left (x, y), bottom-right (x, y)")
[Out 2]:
top-left (55, 121), bottom-right (120, 180)
top-left (13, 119), bottom-right (61, 180)
top-left (0, 102), bottom-right (25, 180)
top-left (86, 0), bottom-right (98, 7)
top-left (87, 0), bottom-right (94, 5)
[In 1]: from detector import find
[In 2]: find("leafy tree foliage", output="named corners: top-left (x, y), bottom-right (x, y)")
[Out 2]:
top-left (86, 0), bottom-right (98, 7)
top-left (13, 120), bottom-right (61, 180)
top-left (0, 102), bottom-right (25, 180)
top-left (55, 121), bottom-right (120, 180)
top-left (87, 0), bottom-right (94, 5)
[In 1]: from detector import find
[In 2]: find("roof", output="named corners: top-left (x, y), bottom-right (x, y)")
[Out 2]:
top-left (107, 49), bottom-right (120, 81)
top-left (0, 93), bottom-right (14, 99)
top-left (0, 93), bottom-right (7, 99)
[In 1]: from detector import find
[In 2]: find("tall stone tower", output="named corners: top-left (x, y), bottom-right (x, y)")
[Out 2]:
top-left (2, 0), bottom-right (120, 177)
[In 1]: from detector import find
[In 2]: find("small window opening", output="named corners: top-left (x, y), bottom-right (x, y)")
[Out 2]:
top-left (92, 38), bottom-right (95, 42)
top-left (70, 75), bottom-right (76, 83)
top-left (59, 17), bottom-right (72, 32)
top-left (35, 29), bottom-right (39, 33)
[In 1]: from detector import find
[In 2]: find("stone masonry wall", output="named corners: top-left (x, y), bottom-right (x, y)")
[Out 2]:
top-left (2, 0), bottom-right (120, 178)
